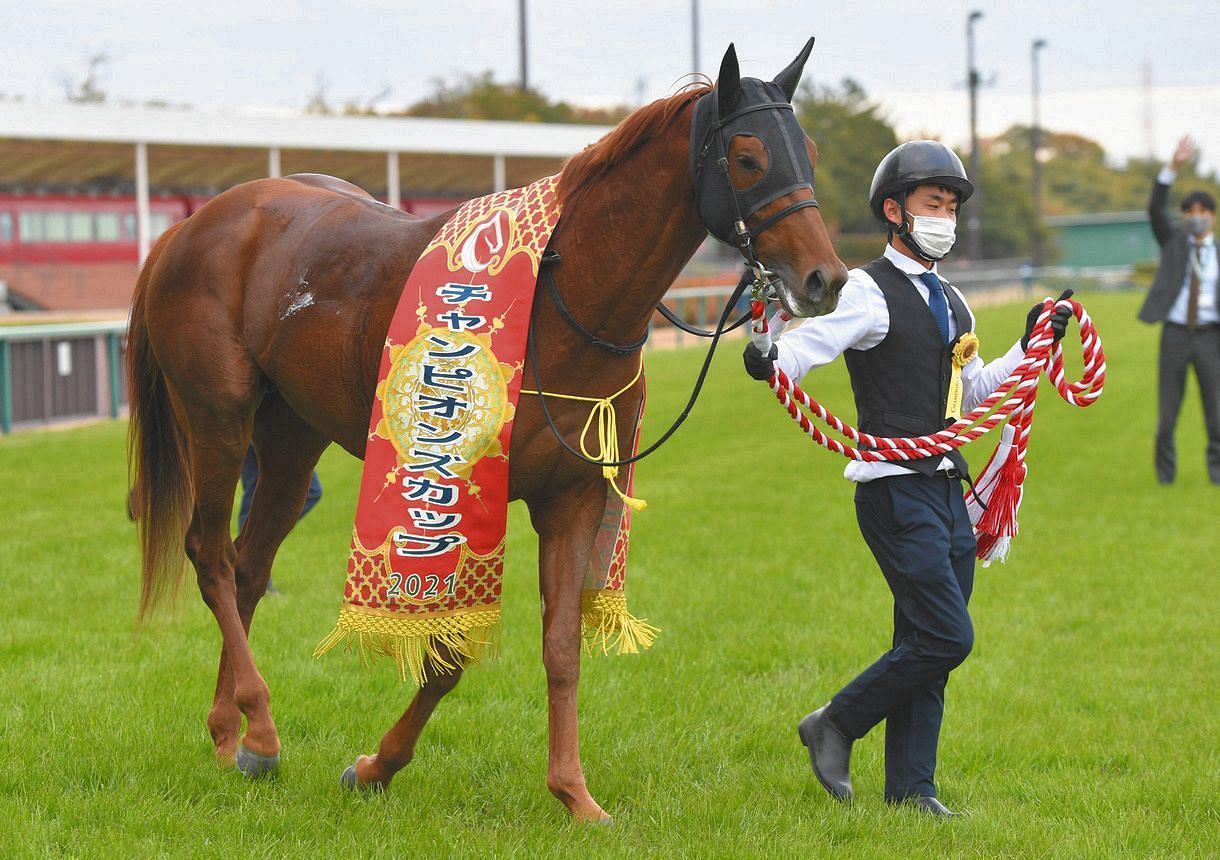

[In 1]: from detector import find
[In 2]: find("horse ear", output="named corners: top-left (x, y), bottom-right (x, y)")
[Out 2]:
top-left (774, 37), bottom-right (816, 102)
top-left (716, 43), bottom-right (741, 116)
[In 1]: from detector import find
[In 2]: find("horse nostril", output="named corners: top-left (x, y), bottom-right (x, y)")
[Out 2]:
top-left (804, 268), bottom-right (825, 299)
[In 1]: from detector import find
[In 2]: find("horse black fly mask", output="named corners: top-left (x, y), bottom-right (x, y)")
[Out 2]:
top-left (690, 38), bottom-right (818, 276)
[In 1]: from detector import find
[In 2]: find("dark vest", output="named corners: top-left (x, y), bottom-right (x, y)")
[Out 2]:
top-left (843, 256), bottom-right (973, 477)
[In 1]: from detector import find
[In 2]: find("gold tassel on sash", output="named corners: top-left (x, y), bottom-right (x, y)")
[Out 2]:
top-left (580, 589), bottom-right (659, 655)
top-left (313, 604), bottom-right (501, 685)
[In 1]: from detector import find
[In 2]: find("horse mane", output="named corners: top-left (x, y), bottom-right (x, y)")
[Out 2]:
top-left (558, 81), bottom-right (712, 211)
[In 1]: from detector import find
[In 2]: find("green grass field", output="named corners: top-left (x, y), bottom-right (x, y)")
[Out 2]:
top-left (1, 290), bottom-right (1217, 858)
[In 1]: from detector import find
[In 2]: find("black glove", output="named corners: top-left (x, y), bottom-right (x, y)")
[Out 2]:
top-left (742, 342), bottom-right (778, 380)
top-left (1021, 289), bottom-right (1074, 350)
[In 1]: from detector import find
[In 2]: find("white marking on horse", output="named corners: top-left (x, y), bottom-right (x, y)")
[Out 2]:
top-left (281, 291), bottom-right (315, 319)
top-left (281, 273), bottom-right (316, 320)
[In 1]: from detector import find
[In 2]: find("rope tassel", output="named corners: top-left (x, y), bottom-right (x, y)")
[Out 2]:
top-left (965, 423), bottom-right (1026, 565)
top-left (520, 355), bottom-right (648, 511)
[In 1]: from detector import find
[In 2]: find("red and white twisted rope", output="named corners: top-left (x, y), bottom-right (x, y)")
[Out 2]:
top-left (749, 294), bottom-right (1106, 563)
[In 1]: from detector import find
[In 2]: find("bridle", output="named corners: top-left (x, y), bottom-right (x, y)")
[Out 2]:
top-left (525, 88), bottom-right (822, 470)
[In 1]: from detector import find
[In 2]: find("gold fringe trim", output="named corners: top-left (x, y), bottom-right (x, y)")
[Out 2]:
top-left (313, 604), bottom-right (501, 686)
top-left (580, 589), bottom-right (659, 656)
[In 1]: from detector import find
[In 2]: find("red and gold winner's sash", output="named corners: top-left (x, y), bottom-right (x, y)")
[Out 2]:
top-left (315, 175), bottom-right (656, 683)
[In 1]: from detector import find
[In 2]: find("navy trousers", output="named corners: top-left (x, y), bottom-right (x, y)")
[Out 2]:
top-left (237, 445), bottom-right (323, 531)
top-left (826, 473), bottom-right (976, 801)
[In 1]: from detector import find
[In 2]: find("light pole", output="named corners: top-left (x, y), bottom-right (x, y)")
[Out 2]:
top-left (1031, 39), bottom-right (1047, 267)
top-left (967, 10), bottom-right (984, 259)
top-left (518, 0), bottom-right (529, 91)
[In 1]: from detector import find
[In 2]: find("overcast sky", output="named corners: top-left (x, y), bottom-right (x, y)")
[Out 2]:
top-left (5, 1), bottom-right (1220, 170)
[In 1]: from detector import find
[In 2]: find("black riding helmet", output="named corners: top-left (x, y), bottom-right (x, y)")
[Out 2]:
top-left (867, 140), bottom-right (974, 261)
top-left (868, 140), bottom-right (974, 221)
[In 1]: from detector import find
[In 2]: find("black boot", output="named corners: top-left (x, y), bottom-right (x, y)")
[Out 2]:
top-left (893, 796), bottom-right (958, 817)
top-left (797, 706), bottom-right (853, 802)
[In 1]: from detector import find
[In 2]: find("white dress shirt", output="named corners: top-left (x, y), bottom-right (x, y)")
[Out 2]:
top-left (774, 243), bottom-right (1026, 482)
top-left (1168, 236), bottom-right (1219, 325)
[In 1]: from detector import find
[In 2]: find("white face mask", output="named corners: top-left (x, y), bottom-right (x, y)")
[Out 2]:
top-left (1184, 214), bottom-right (1213, 238)
top-left (907, 212), bottom-right (957, 259)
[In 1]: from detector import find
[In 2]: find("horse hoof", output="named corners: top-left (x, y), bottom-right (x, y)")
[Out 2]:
top-left (340, 762), bottom-right (384, 794)
top-left (235, 744), bottom-right (280, 779)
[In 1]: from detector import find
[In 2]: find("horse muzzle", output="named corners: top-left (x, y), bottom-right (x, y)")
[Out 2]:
top-left (772, 261), bottom-right (848, 318)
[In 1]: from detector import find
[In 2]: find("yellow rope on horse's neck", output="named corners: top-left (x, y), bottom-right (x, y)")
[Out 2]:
top-left (519, 356), bottom-right (647, 511)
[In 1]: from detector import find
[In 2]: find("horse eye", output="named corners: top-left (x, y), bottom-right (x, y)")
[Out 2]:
top-left (736, 155), bottom-right (759, 172)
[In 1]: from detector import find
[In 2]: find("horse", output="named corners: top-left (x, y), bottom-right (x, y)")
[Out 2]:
top-left (127, 40), bottom-right (847, 822)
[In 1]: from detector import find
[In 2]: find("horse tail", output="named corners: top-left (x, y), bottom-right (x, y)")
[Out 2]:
top-left (127, 220), bottom-right (193, 621)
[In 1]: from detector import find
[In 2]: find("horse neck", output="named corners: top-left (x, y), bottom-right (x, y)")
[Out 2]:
top-left (552, 134), bottom-right (708, 350)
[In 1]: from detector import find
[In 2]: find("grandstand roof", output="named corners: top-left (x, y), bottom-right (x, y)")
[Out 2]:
top-left (0, 100), bottom-right (615, 196)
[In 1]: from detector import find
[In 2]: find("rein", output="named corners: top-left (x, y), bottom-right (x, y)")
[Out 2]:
top-left (520, 255), bottom-right (751, 475)
top-left (656, 299), bottom-right (753, 338)
top-left (540, 255), bottom-right (648, 356)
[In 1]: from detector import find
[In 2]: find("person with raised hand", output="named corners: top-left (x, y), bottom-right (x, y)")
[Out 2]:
top-left (1139, 135), bottom-right (1220, 485)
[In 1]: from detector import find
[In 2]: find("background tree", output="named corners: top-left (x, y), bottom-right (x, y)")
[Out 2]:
top-left (975, 127), bottom-right (1046, 260)
top-left (307, 68), bottom-right (1220, 265)
top-left (403, 71), bottom-right (629, 124)
top-left (793, 77), bottom-right (898, 240)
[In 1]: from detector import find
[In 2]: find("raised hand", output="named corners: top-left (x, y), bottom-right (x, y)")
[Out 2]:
top-left (1171, 135), bottom-right (1197, 171)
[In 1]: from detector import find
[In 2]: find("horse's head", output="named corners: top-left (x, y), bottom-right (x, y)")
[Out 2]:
top-left (690, 39), bottom-right (848, 318)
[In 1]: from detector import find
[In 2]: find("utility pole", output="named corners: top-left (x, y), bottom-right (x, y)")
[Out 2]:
top-left (518, 0), bottom-right (529, 91)
top-left (1031, 39), bottom-right (1047, 267)
top-left (691, 0), bottom-right (701, 75)
top-left (1141, 61), bottom-right (1155, 160)
top-left (966, 10), bottom-right (984, 260)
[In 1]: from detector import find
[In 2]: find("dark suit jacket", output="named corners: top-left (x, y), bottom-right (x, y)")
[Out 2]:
top-left (1140, 180), bottom-right (1215, 323)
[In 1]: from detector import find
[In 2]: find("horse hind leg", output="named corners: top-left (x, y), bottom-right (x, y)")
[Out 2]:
top-left (343, 652), bottom-right (464, 793)
top-left (209, 395), bottom-right (331, 775)
top-left (173, 398), bottom-right (290, 782)
top-left (177, 420), bottom-right (279, 764)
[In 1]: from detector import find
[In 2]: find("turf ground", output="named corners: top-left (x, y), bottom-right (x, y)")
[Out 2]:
top-left (0, 289), bottom-right (1216, 858)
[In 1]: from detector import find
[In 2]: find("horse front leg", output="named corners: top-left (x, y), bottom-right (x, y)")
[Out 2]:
top-left (531, 480), bottom-right (610, 823)
top-left (345, 654), bottom-right (463, 792)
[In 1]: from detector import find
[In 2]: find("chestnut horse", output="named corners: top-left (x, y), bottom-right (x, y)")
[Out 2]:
top-left (128, 41), bottom-right (846, 821)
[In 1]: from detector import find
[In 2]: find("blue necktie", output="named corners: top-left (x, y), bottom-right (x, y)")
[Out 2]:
top-left (918, 271), bottom-right (951, 344)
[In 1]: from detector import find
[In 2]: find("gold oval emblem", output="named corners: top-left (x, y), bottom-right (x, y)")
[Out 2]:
top-left (381, 327), bottom-right (508, 477)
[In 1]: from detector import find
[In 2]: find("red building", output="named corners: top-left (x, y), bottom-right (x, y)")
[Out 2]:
top-left (0, 190), bottom-right (463, 311)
